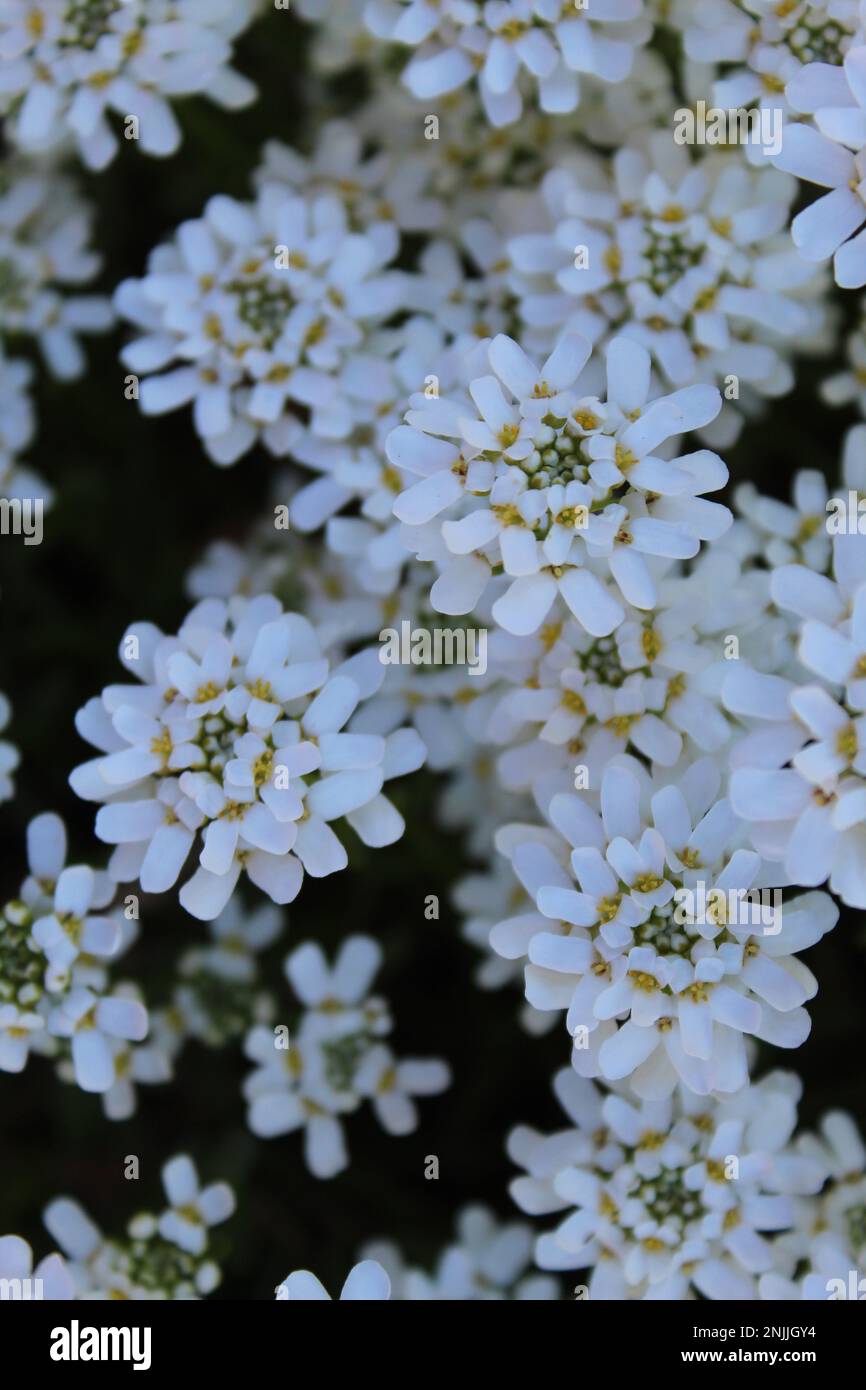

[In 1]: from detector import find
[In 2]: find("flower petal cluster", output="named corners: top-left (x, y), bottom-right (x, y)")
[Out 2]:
top-left (0, 0), bottom-right (258, 168)
top-left (491, 756), bottom-right (837, 1096)
top-left (71, 596), bottom-right (425, 920)
top-left (365, 0), bottom-right (652, 127)
top-left (44, 1153), bottom-right (233, 1298)
top-left (116, 181), bottom-right (408, 464)
top-left (509, 1067), bottom-right (826, 1298)
top-left (243, 935), bottom-right (450, 1177)
top-left (388, 330), bottom-right (730, 636)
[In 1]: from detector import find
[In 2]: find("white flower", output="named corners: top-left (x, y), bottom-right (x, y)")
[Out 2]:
top-left (32, 863), bottom-right (121, 972)
top-left (0, 1002), bottom-right (44, 1072)
top-left (725, 529), bottom-right (866, 905)
top-left (243, 936), bottom-right (449, 1176)
top-left (492, 756), bottom-right (838, 1096)
top-left (0, 0), bottom-right (257, 168)
top-left (365, 0), bottom-right (651, 127)
top-left (48, 986), bottom-right (148, 1093)
top-left (157, 1154), bottom-right (235, 1257)
top-left (388, 331), bottom-right (729, 636)
top-left (775, 45), bottom-right (866, 286)
top-left (116, 183), bottom-right (407, 464)
top-left (277, 1258), bottom-right (391, 1300)
top-left (0, 165), bottom-right (113, 377)
top-left (735, 470), bottom-right (832, 572)
top-left (509, 1068), bottom-right (826, 1298)
top-left (355, 1042), bottom-right (452, 1134)
top-left (90, 1033), bottom-right (172, 1122)
top-left (70, 596), bottom-right (425, 920)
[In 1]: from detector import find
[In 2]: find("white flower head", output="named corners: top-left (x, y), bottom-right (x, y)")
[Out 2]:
top-left (158, 1154), bottom-right (235, 1257)
top-left (725, 525), bottom-right (866, 906)
top-left (388, 329), bottom-right (729, 638)
top-left (70, 596), bottom-right (426, 920)
top-left (510, 1068), bottom-right (826, 1298)
top-left (0, 0), bottom-right (257, 168)
top-left (365, 0), bottom-right (651, 128)
top-left (244, 935), bottom-right (450, 1177)
top-left (508, 137), bottom-right (826, 434)
top-left (116, 183), bottom-right (407, 464)
top-left (492, 755), bottom-right (838, 1096)
top-left (0, 164), bottom-right (113, 377)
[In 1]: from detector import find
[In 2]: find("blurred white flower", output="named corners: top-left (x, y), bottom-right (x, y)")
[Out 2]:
top-left (244, 936), bottom-right (450, 1176)
top-left (0, 0), bottom-right (257, 168)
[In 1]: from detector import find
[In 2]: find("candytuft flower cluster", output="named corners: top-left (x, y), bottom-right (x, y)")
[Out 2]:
top-left (3, 0), bottom-right (866, 1310)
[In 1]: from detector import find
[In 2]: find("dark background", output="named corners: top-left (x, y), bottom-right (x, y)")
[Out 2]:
top-left (1, 10), bottom-right (864, 1297)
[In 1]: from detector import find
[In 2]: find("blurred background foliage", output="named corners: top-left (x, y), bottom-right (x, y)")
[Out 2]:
top-left (1, 8), bottom-right (865, 1298)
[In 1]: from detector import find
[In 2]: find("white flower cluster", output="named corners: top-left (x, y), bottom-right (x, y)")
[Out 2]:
top-left (0, 812), bottom-right (155, 1101)
top-left (115, 174), bottom-right (410, 465)
top-left (364, 0), bottom-right (652, 128)
top-left (388, 330), bottom-right (730, 635)
top-left (491, 756), bottom-right (837, 1095)
top-left (42, 1153), bottom-right (233, 1299)
top-left (244, 935), bottom-right (450, 1177)
top-left (2, 1153), bottom-right (234, 1300)
top-left (0, 161), bottom-right (112, 377)
top-left (504, 136), bottom-right (827, 442)
top-left (71, 596), bottom-right (425, 920)
top-left (0, 0), bottom-right (258, 168)
top-left (6, 0), bottom-right (866, 1308)
top-left (508, 1067), bottom-right (852, 1299)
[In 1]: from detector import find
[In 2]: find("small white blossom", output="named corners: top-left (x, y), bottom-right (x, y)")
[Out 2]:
top-left (0, 164), bottom-right (113, 377)
top-left (244, 935), bottom-right (450, 1176)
